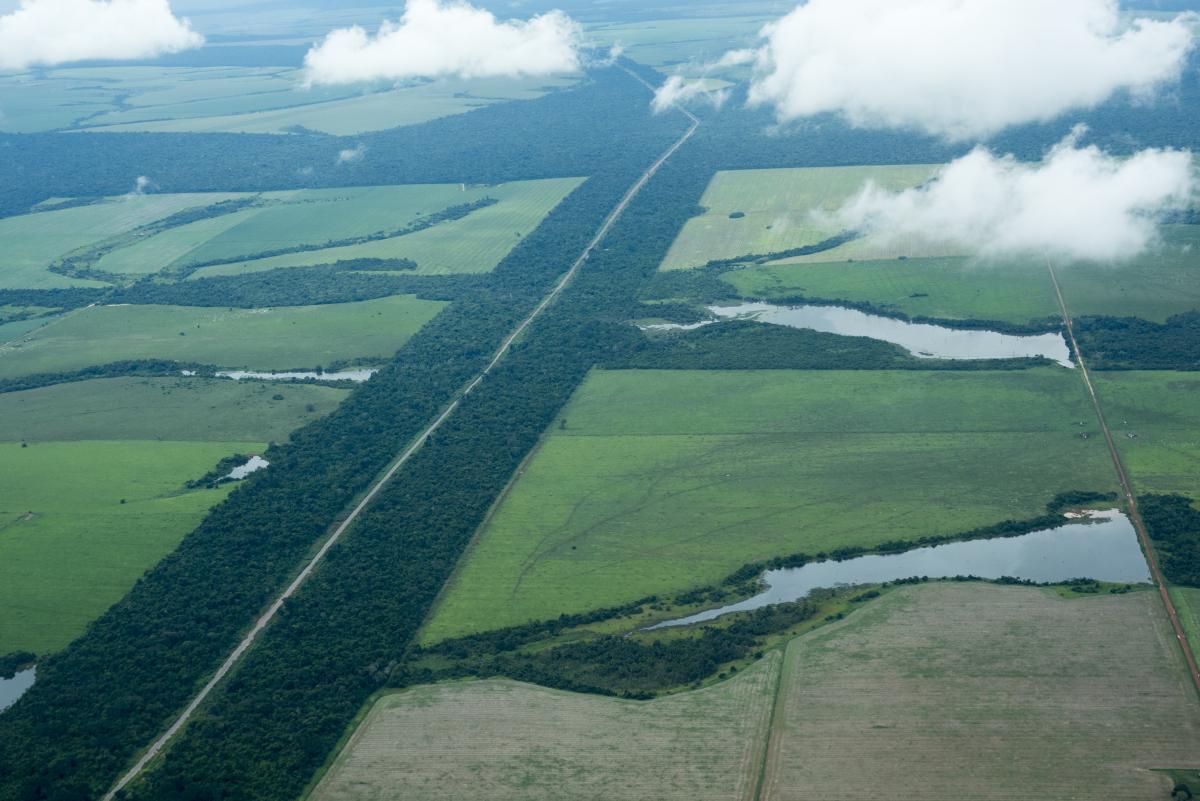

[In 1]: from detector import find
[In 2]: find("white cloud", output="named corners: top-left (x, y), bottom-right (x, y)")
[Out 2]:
top-left (336, 144), bottom-right (365, 164)
top-left (303, 0), bottom-right (582, 86)
top-left (831, 129), bottom-right (1196, 262)
top-left (0, 0), bottom-right (202, 70)
top-left (651, 75), bottom-right (729, 114)
top-left (745, 0), bottom-right (1197, 140)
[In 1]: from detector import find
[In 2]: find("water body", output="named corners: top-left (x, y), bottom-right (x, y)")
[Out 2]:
top-left (651, 511), bottom-right (1149, 629)
top-left (0, 668), bottom-right (35, 713)
top-left (226, 455), bottom-right (269, 480)
top-left (216, 369), bottom-right (378, 382)
top-left (649, 302), bottom-right (1072, 367)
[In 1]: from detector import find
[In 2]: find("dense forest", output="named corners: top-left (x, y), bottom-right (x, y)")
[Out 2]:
top-left (1140, 494), bottom-right (1200, 586)
top-left (1076, 313), bottom-right (1200, 370)
top-left (0, 66), bottom-right (691, 801)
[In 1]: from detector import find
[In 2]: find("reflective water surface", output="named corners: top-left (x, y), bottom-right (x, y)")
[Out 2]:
top-left (652, 511), bottom-right (1149, 629)
top-left (215, 369), bottom-right (377, 382)
top-left (226, 455), bottom-right (269, 480)
top-left (0, 668), bottom-right (35, 713)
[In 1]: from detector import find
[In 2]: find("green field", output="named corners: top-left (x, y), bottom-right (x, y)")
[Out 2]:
top-left (0, 441), bottom-right (256, 655)
top-left (763, 583), bottom-right (1200, 800)
top-left (0, 67), bottom-right (579, 135)
top-left (0, 295), bottom-right (445, 378)
top-left (1091, 371), bottom-right (1200, 498)
top-left (309, 652), bottom-right (779, 801)
top-left (659, 166), bottom-right (939, 271)
top-left (724, 256), bottom-right (1063, 326)
top-left (728, 225), bottom-right (1200, 326)
top-left (0, 192), bottom-right (246, 289)
top-left (0, 377), bottom-right (347, 442)
top-left (586, 15), bottom-right (770, 69)
top-left (187, 178), bottom-right (584, 277)
top-left (421, 368), bottom-right (1117, 642)
top-left (1173, 586), bottom-right (1200, 661)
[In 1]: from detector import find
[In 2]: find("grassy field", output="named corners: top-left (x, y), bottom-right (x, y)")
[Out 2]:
top-left (0, 440), bottom-right (255, 655)
top-left (734, 225), bottom-right (1200, 326)
top-left (1173, 586), bottom-right (1200, 662)
top-left (1091, 371), bottom-right (1200, 498)
top-left (0, 377), bottom-right (347, 443)
top-left (725, 257), bottom-right (1062, 326)
top-left (0, 192), bottom-right (246, 289)
top-left (763, 583), bottom-right (1200, 800)
top-left (421, 368), bottom-right (1117, 642)
top-left (0, 295), bottom-right (445, 378)
top-left (586, 15), bottom-right (770, 68)
top-left (0, 66), bottom-right (579, 135)
top-left (308, 652), bottom-right (779, 801)
top-left (659, 166), bottom-right (939, 271)
top-left (187, 178), bottom-right (584, 277)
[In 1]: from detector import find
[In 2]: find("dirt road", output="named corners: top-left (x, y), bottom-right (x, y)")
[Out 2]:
top-left (1047, 259), bottom-right (1200, 697)
top-left (101, 102), bottom-right (700, 801)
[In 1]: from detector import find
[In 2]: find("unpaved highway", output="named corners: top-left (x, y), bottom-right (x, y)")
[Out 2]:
top-left (102, 103), bottom-right (700, 801)
top-left (1048, 259), bottom-right (1200, 698)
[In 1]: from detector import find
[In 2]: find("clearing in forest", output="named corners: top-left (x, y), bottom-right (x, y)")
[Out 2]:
top-left (421, 368), bottom-right (1117, 642)
top-left (728, 225), bottom-right (1200, 326)
top-left (658, 165), bottom-right (939, 271)
top-left (308, 652), bottom-right (779, 801)
top-left (0, 295), bottom-right (445, 379)
top-left (762, 583), bottom-right (1200, 800)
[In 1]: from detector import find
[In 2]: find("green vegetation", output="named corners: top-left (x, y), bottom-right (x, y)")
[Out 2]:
top-left (763, 583), bottom-right (1200, 800)
top-left (0, 295), bottom-right (446, 378)
top-left (659, 165), bottom-right (938, 271)
top-left (1091, 372), bottom-right (1200, 497)
top-left (724, 256), bottom-right (1062, 327)
top-left (422, 368), bottom-right (1117, 642)
top-left (0, 192), bottom-right (245, 289)
top-left (1138, 494), bottom-right (1200, 586)
top-left (0, 67), bottom-right (579, 136)
top-left (187, 178), bottom-right (584, 277)
top-left (0, 441), bottom-right (253, 654)
top-left (0, 377), bottom-right (347, 442)
top-left (310, 654), bottom-right (778, 801)
top-left (1173, 586), bottom-right (1200, 659)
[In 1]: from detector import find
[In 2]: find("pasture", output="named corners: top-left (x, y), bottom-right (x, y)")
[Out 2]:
top-left (0, 440), bottom-right (254, 655)
top-left (1091, 371), bottom-right (1200, 498)
top-left (659, 165), bottom-right (939, 271)
top-left (421, 368), bottom-right (1117, 642)
top-left (308, 652), bottom-right (779, 801)
top-left (1174, 587), bottom-right (1200, 659)
top-left (0, 67), bottom-right (579, 136)
top-left (762, 583), bottom-right (1200, 800)
top-left (0, 295), bottom-right (445, 378)
top-left (0, 192), bottom-right (246, 289)
top-left (187, 178), bottom-right (584, 277)
top-left (0, 377), bottom-right (347, 443)
top-left (725, 225), bottom-right (1200, 326)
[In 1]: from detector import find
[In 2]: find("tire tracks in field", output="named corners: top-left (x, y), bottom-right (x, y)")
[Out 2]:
top-left (101, 86), bottom-right (700, 801)
top-left (1046, 258), bottom-right (1200, 698)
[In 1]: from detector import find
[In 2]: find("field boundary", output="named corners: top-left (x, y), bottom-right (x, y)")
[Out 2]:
top-left (100, 99), bottom-right (700, 801)
top-left (1047, 258), bottom-right (1200, 697)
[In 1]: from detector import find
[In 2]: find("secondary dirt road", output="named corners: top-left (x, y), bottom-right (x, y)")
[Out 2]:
top-left (102, 100), bottom-right (700, 801)
top-left (1047, 259), bottom-right (1200, 697)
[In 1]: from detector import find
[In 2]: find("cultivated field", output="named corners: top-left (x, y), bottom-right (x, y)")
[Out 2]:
top-left (0, 377), bottom-right (347, 442)
top-left (586, 15), bottom-right (770, 69)
top-left (186, 178), bottom-right (583, 277)
top-left (0, 67), bottom-right (579, 135)
top-left (659, 165), bottom-right (939, 271)
top-left (0, 295), bottom-right (445, 378)
top-left (0, 440), bottom-right (252, 654)
top-left (0, 192), bottom-right (247, 289)
top-left (422, 368), bottom-right (1117, 642)
top-left (1091, 371), bottom-right (1200, 497)
top-left (309, 652), bottom-right (780, 801)
top-left (762, 583), bottom-right (1200, 800)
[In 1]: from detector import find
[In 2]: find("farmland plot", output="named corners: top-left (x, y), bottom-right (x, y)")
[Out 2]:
top-left (309, 652), bottom-right (779, 801)
top-left (763, 583), bottom-right (1200, 801)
